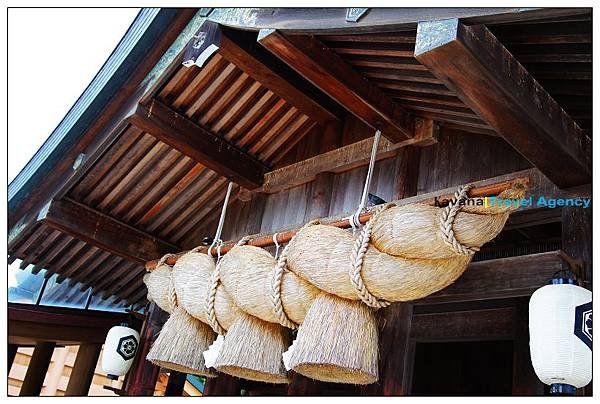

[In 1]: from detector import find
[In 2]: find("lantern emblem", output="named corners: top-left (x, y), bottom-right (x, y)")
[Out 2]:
top-left (574, 302), bottom-right (592, 350)
top-left (117, 335), bottom-right (138, 360)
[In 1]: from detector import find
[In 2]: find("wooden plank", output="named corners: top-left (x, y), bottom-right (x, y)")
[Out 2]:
top-left (208, 8), bottom-right (590, 34)
top-left (37, 198), bottom-right (178, 264)
top-left (182, 20), bottom-right (341, 125)
top-left (257, 29), bottom-right (416, 142)
top-left (414, 19), bottom-right (591, 188)
top-left (411, 307), bottom-right (517, 342)
top-left (65, 343), bottom-right (103, 396)
top-left (129, 100), bottom-right (268, 190)
top-left (8, 303), bottom-right (135, 346)
top-left (263, 119), bottom-right (438, 193)
top-left (417, 251), bottom-right (563, 304)
top-left (20, 342), bottom-right (56, 396)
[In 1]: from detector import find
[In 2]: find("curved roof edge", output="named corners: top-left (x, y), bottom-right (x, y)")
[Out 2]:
top-left (8, 9), bottom-right (204, 220)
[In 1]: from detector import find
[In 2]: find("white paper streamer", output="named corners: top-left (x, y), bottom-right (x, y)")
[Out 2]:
top-left (282, 338), bottom-right (297, 371)
top-left (203, 334), bottom-right (225, 368)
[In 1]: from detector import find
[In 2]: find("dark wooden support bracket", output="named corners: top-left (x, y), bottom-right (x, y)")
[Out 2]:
top-left (257, 28), bottom-right (416, 143)
top-left (129, 100), bottom-right (268, 190)
top-left (414, 18), bottom-right (591, 189)
top-left (129, 100), bottom-right (268, 189)
top-left (182, 20), bottom-right (341, 126)
top-left (37, 198), bottom-right (178, 264)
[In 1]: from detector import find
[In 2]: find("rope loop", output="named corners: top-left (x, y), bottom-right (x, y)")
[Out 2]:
top-left (439, 184), bottom-right (480, 256)
top-left (347, 128), bottom-right (382, 234)
top-left (269, 221), bottom-right (318, 329)
top-left (349, 204), bottom-right (394, 309)
top-left (205, 257), bottom-right (226, 335)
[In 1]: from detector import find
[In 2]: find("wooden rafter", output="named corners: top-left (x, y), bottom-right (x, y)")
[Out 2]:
top-left (414, 19), bottom-right (591, 188)
top-left (37, 198), bottom-right (178, 264)
top-left (129, 99), bottom-right (268, 190)
top-left (257, 29), bottom-right (416, 143)
top-left (182, 20), bottom-right (341, 126)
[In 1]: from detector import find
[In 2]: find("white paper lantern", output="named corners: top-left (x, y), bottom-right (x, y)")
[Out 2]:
top-left (529, 280), bottom-right (592, 394)
top-left (102, 324), bottom-right (140, 380)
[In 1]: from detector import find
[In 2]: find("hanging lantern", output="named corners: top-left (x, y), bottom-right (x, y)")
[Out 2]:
top-left (102, 323), bottom-right (140, 380)
top-left (529, 271), bottom-right (592, 395)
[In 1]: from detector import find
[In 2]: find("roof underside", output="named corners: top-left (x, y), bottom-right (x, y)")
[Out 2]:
top-left (8, 8), bottom-right (592, 308)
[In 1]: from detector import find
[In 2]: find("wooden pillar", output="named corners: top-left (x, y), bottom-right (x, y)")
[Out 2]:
top-left (123, 303), bottom-right (168, 396)
top-left (562, 204), bottom-right (592, 288)
top-left (203, 373), bottom-right (241, 396)
top-left (362, 303), bottom-right (415, 395)
top-left (512, 300), bottom-right (544, 395)
top-left (164, 371), bottom-right (187, 396)
top-left (8, 344), bottom-right (18, 373)
top-left (362, 144), bottom-right (420, 396)
top-left (65, 343), bottom-right (103, 396)
top-left (562, 203), bottom-right (592, 396)
top-left (19, 341), bottom-right (56, 396)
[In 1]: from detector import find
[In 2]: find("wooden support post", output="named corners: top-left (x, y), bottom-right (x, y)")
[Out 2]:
top-left (8, 344), bottom-right (18, 373)
top-left (203, 373), bottom-right (241, 396)
top-left (561, 202), bottom-right (592, 396)
top-left (363, 303), bottom-right (415, 395)
top-left (512, 300), bottom-right (544, 395)
top-left (562, 204), bottom-right (592, 288)
top-left (65, 343), bottom-right (103, 396)
top-left (363, 144), bottom-right (419, 395)
top-left (165, 371), bottom-right (187, 396)
top-left (414, 19), bottom-right (591, 188)
top-left (123, 303), bottom-right (168, 396)
top-left (19, 341), bottom-right (56, 396)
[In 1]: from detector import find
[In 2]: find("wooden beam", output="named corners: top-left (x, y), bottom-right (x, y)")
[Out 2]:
top-left (8, 303), bottom-right (136, 346)
top-left (65, 343), bottom-right (103, 396)
top-left (263, 120), bottom-right (438, 193)
top-left (417, 251), bottom-right (563, 304)
top-left (182, 20), bottom-right (341, 125)
top-left (208, 8), bottom-right (590, 34)
top-left (20, 342), bottom-right (56, 396)
top-left (411, 307), bottom-right (517, 342)
top-left (129, 100), bottom-right (268, 190)
top-left (414, 19), bottom-right (591, 188)
top-left (37, 198), bottom-right (177, 264)
top-left (257, 29), bottom-right (416, 143)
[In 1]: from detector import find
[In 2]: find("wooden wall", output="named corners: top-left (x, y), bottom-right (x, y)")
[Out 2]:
top-left (185, 125), bottom-right (531, 248)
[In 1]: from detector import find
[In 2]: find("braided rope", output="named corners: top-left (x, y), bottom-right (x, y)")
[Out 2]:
top-left (349, 205), bottom-right (393, 309)
top-left (270, 220), bottom-right (320, 329)
top-left (205, 236), bottom-right (251, 335)
top-left (157, 253), bottom-right (178, 310)
top-left (439, 184), bottom-right (480, 255)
